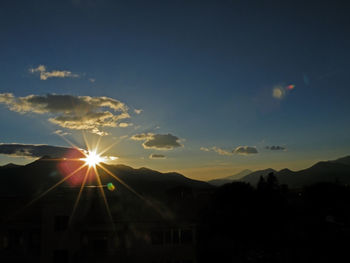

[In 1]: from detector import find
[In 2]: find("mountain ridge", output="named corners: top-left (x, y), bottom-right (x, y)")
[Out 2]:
top-left (0, 157), bottom-right (212, 197)
top-left (239, 156), bottom-right (350, 188)
top-left (207, 155), bottom-right (350, 188)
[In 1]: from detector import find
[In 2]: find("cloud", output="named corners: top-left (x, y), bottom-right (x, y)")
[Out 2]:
top-left (212, 147), bottom-right (232, 156)
top-left (134, 109), bottom-right (143, 114)
top-left (131, 133), bottom-right (182, 150)
top-left (53, 130), bottom-right (71, 136)
top-left (200, 147), bottom-right (210, 152)
top-left (266, 145), bottom-right (286, 151)
top-left (233, 146), bottom-right (258, 155)
top-left (0, 143), bottom-right (76, 158)
top-left (104, 156), bottom-right (118, 161)
top-left (118, 122), bottom-right (132, 128)
top-left (29, 65), bottom-right (79, 80)
top-left (200, 146), bottom-right (232, 156)
top-left (0, 93), bottom-right (130, 135)
top-left (149, 154), bottom-right (166, 159)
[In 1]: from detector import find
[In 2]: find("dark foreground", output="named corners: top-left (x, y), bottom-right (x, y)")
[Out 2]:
top-left (1, 173), bottom-right (350, 263)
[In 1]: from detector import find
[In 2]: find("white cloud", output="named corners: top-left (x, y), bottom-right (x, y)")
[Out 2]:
top-left (53, 130), bottom-right (70, 136)
top-left (118, 122), bottom-right (133, 128)
top-left (200, 147), bottom-right (210, 152)
top-left (212, 146), bottom-right (233, 156)
top-left (134, 109), bottom-right (143, 114)
top-left (200, 146), bottom-right (232, 156)
top-left (29, 65), bottom-right (79, 80)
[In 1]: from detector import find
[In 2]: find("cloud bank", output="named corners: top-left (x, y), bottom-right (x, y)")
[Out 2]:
top-left (131, 133), bottom-right (182, 150)
top-left (0, 93), bottom-right (130, 135)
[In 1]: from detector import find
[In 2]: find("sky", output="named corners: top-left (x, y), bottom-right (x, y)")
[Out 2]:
top-left (0, 0), bottom-right (350, 181)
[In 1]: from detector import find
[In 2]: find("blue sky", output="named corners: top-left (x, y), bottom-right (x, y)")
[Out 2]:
top-left (0, 0), bottom-right (349, 180)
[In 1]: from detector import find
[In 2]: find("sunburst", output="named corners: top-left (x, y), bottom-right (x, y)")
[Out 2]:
top-left (81, 150), bottom-right (105, 168)
top-left (10, 131), bottom-right (159, 228)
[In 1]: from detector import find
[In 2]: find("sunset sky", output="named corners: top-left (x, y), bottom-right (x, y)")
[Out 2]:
top-left (0, 0), bottom-right (349, 180)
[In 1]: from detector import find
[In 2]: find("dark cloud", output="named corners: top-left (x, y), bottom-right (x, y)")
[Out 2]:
top-left (149, 154), bottom-right (166, 159)
top-left (0, 93), bottom-right (129, 135)
top-left (233, 146), bottom-right (258, 155)
top-left (0, 143), bottom-right (79, 158)
top-left (131, 133), bottom-right (182, 150)
top-left (266, 145), bottom-right (286, 151)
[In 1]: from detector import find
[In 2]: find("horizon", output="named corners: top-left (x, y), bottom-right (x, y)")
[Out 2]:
top-left (1, 152), bottom-right (348, 181)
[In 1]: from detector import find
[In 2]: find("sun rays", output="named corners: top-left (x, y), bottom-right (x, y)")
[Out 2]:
top-left (10, 131), bottom-right (159, 229)
top-left (81, 151), bottom-right (105, 168)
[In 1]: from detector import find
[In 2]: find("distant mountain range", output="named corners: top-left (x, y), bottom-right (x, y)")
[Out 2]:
top-left (0, 157), bottom-right (211, 197)
top-left (208, 156), bottom-right (350, 188)
top-left (1, 155), bottom-right (350, 197)
top-left (208, 169), bottom-right (252, 186)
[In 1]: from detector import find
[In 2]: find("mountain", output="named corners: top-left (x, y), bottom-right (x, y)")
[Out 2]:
top-left (239, 168), bottom-right (276, 185)
top-left (331, 155), bottom-right (350, 166)
top-left (0, 163), bottom-right (22, 169)
top-left (239, 156), bottom-right (350, 188)
top-left (208, 169), bottom-right (252, 186)
top-left (0, 157), bottom-right (212, 197)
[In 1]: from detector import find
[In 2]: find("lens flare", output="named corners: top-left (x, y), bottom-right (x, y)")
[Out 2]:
top-left (15, 133), bottom-right (163, 231)
top-left (107, 182), bottom-right (115, 191)
top-left (272, 86), bottom-right (284, 99)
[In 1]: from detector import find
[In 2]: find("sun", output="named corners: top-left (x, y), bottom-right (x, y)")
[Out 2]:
top-left (82, 150), bottom-right (104, 167)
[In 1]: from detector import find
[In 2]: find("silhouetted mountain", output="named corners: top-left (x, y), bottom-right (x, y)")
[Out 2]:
top-left (239, 168), bottom-right (276, 185)
top-left (208, 169), bottom-right (252, 186)
top-left (240, 156), bottom-right (350, 188)
top-left (0, 163), bottom-right (22, 169)
top-left (331, 155), bottom-right (350, 166)
top-left (0, 158), bottom-right (212, 197)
